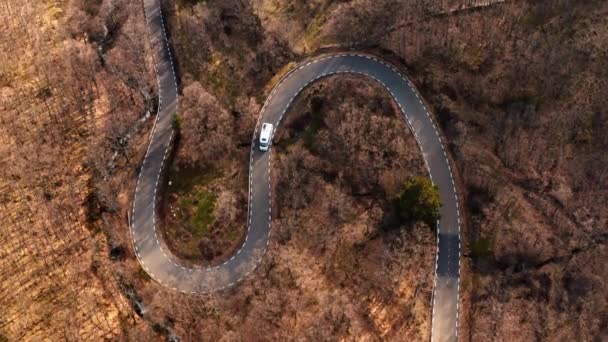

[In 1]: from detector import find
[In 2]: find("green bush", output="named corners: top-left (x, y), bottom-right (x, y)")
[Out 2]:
top-left (470, 238), bottom-right (493, 259)
top-left (394, 176), bottom-right (441, 229)
top-left (172, 113), bottom-right (183, 131)
top-left (302, 123), bottom-right (320, 150)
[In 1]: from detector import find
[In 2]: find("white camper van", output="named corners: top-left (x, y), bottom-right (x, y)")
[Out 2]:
top-left (259, 123), bottom-right (273, 152)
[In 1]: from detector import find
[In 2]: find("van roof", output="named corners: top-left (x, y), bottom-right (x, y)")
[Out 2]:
top-left (260, 123), bottom-right (273, 141)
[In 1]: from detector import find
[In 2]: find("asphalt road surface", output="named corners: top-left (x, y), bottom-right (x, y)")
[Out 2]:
top-left (132, 1), bottom-right (461, 341)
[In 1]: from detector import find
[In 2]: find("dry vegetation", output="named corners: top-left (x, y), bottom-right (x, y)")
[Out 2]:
top-left (271, 77), bottom-right (434, 338)
top-left (144, 0), bottom-right (608, 339)
top-left (386, 2), bottom-right (608, 340)
top-left (140, 74), bottom-right (434, 340)
top-left (0, 0), bottom-right (165, 339)
top-left (1, 0), bottom-right (607, 340)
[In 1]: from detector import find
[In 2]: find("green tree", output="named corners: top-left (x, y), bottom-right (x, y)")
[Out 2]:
top-left (394, 176), bottom-right (441, 229)
top-left (172, 113), bottom-right (183, 131)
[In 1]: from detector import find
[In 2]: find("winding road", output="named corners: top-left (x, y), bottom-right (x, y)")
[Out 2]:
top-left (131, 0), bottom-right (461, 341)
